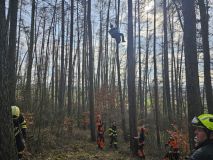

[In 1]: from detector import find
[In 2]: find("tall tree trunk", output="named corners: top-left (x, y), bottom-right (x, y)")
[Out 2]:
top-left (178, 40), bottom-right (184, 120)
top-left (182, 0), bottom-right (202, 149)
top-left (197, 0), bottom-right (213, 113)
top-left (115, 42), bottom-right (127, 141)
top-left (137, 0), bottom-right (144, 119)
top-left (76, 0), bottom-right (81, 127)
top-left (37, 13), bottom-right (47, 145)
top-left (25, 0), bottom-right (35, 111)
top-left (50, 0), bottom-right (58, 114)
top-left (144, 12), bottom-right (150, 119)
top-left (51, 33), bottom-right (55, 113)
top-left (16, 0), bottom-right (23, 74)
top-left (163, 0), bottom-right (172, 122)
top-left (88, 0), bottom-right (96, 141)
top-left (162, 39), bottom-right (166, 116)
top-left (55, 34), bottom-right (60, 113)
top-left (68, 0), bottom-right (74, 115)
top-left (169, 10), bottom-right (178, 120)
top-left (104, 0), bottom-right (111, 86)
top-left (115, 0), bottom-right (127, 142)
top-left (0, 1), bottom-right (18, 159)
top-left (82, 0), bottom-right (87, 113)
top-left (153, 0), bottom-right (161, 148)
top-left (7, 0), bottom-right (18, 105)
top-left (127, 0), bottom-right (137, 153)
top-left (58, 0), bottom-right (65, 132)
top-left (96, 7), bottom-right (103, 89)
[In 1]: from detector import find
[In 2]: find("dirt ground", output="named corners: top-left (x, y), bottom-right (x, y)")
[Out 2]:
top-left (24, 129), bottom-right (163, 160)
top-left (30, 140), bottom-right (160, 160)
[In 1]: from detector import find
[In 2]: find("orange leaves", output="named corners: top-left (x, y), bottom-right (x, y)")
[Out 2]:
top-left (94, 85), bottom-right (119, 113)
top-left (166, 124), bottom-right (190, 156)
top-left (63, 117), bottom-right (73, 133)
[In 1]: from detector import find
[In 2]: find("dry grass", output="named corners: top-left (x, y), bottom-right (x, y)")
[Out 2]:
top-left (24, 128), bottom-right (165, 160)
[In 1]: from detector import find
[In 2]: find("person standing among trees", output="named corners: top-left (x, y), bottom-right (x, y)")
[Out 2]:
top-left (134, 126), bottom-right (146, 159)
top-left (108, 121), bottom-right (118, 149)
top-left (138, 127), bottom-right (146, 159)
top-left (186, 114), bottom-right (213, 160)
top-left (97, 122), bottom-right (105, 150)
top-left (12, 106), bottom-right (27, 159)
top-left (96, 114), bottom-right (105, 149)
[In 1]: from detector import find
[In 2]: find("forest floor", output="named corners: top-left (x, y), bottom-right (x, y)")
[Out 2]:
top-left (24, 128), bottom-right (162, 160)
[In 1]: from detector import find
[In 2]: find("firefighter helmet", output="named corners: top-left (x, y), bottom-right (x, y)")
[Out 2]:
top-left (11, 106), bottom-right (20, 118)
top-left (192, 114), bottom-right (213, 131)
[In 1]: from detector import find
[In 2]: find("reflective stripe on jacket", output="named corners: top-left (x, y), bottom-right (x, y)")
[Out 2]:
top-left (13, 114), bottom-right (27, 138)
top-left (108, 126), bottom-right (117, 137)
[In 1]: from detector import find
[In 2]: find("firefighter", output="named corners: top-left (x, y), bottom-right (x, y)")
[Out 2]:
top-left (97, 122), bottom-right (105, 150)
top-left (12, 106), bottom-right (27, 159)
top-left (109, 23), bottom-right (125, 44)
top-left (108, 121), bottom-right (118, 149)
top-left (163, 136), bottom-right (180, 160)
top-left (186, 114), bottom-right (213, 160)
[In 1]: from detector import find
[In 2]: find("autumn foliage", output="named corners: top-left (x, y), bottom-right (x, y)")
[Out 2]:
top-left (166, 124), bottom-right (190, 157)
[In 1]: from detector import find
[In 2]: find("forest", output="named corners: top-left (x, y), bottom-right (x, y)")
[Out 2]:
top-left (0, 0), bottom-right (213, 159)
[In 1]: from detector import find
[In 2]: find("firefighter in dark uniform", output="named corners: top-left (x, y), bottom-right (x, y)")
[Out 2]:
top-left (12, 106), bottom-right (27, 159)
top-left (108, 121), bottom-right (118, 149)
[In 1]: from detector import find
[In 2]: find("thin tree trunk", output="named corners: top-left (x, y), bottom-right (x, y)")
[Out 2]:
top-left (138, 0), bottom-right (144, 119)
top-left (144, 12), bottom-right (150, 119)
top-left (104, 0), bottom-right (111, 86)
top-left (55, 34), bottom-right (60, 114)
top-left (197, 0), bottom-right (213, 113)
top-left (51, 1), bottom-right (57, 114)
top-left (76, 0), bottom-right (81, 127)
top-left (57, 0), bottom-right (66, 134)
top-left (16, 0), bottom-right (22, 72)
top-left (25, 0), bottom-right (35, 111)
top-left (68, 0), bottom-right (74, 115)
top-left (37, 13), bottom-right (47, 146)
top-left (82, 0), bottom-right (87, 113)
top-left (178, 39), bottom-right (184, 120)
top-left (169, 10), bottom-right (177, 120)
top-left (153, 0), bottom-right (161, 148)
top-left (115, 0), bottom-right (127, 142)
top-left (88, 0), bottom-right (96, 141)
top-left (96, 7), bottom-right (103, 89)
